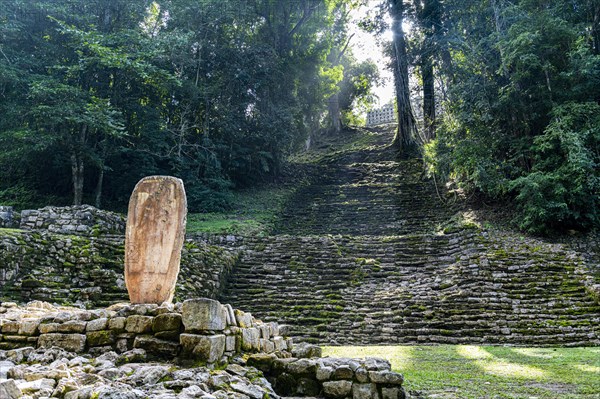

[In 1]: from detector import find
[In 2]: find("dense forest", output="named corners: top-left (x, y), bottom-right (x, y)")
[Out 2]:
top-left (0, 0), bottom-right (379, 211)
top-left (405, 0), bottom-right (600, 234)
top-left (0, 0), bottom-right (599, 234)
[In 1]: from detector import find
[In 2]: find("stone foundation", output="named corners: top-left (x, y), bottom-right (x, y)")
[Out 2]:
top-left (0, 298), bottom-right (291, 363)
top-left (248, 353), bottom-right (406, 399)
top-left (0, 300), bottom-right (406, 399)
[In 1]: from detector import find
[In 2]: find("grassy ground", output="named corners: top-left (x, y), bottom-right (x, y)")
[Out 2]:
top-left (323, 345), bottom-right (600, 399)
top-left (186, 185), bottom-right (296, 236)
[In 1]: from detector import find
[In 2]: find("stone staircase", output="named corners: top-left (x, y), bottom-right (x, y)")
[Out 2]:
top-left (220, 127), bottom-right (600, 346)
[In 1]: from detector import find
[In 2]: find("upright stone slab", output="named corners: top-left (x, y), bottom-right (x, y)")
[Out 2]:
top-left (125, 176), bottom-right (187, 304)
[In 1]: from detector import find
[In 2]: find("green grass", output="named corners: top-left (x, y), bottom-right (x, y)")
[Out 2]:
top-left (323, 345), bottom-right (600, 399)
top-left (186, 185), bottom-right (295, 236)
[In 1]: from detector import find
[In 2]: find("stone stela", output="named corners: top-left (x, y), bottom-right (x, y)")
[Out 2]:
top-left (124, 176), bottom-right (187, 304)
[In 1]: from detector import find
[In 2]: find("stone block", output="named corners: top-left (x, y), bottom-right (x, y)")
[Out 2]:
top-left (286, 358), bottom-right (317, 376)
top-left (179, 333), bottom-right (224, 362)
top-left (224, 304), bottom-right (237, 327)
top-left (108, 317), bottom-right (126, 331)
top-left (269, 322), bottom-right (279, 337)
top-left (194, 334), bottom-right (225, 363)
top-left (332, 365), bottom-right (354, 380)
top-left (38, 333), bottom-right (86, 352)
top-left (225, 335), bottom-right (237, 352)
top-left (152, 313), bottom-right (182, 332)
top-left (353, 383), bottom-right (379, 399)
top-left (316, 365), bottom-right (334, 381)
top-left (180, 333), bottom-right (202, 352)
top-left (355, 367), bottom-right (369, 383)
top-left (0, 379), bottom-right (21, 399)
top-left (273, 336), bottom-right (285, 351)
top-left (364, 358), bottom-right (391, 371)
top-left (292, 342), bottom-right (322, 358)
top-left (125, 315), bottom-right (153, 333)
top-left (86, 330), bottom-right (116, 346)
top-left (234, 309), bottom-right (253, 328)
top-left (259, 325), bottom-right (270, 339)
top-left (368, 371), bottom-right (403, 385)
top-left (182, 299), bottom-right (227, 331)
top-left (154, 330), bottom-right (180, 341)
top-left (297, 377), bottom-right (320, 396)
top-left (86, 318), bottom-right (108, 332)
top-left (133, 335), bottom-right (180, 357)
top-left (274, 372), bottom-right (297, 396)
top-left (323, 380), bottom-right (353, 398)
top-left (246, 353), bottom-right (277, 374)
top-left (260, 339), bottom-right (275, 353)
top-left (241, 328), bottom-right (260, 351)
top-left (1, 321), bottom-right (20, 334)
top-left (278, 324), bottom-right (291, 336)
top-left (381, 387), bottom-right (404, 399)
top-left (19, 319), bottom-right (40, 336)
top-left (57, 321), bottom-right (87, 333)
top-left (39, 323), bottom-right (59, 334)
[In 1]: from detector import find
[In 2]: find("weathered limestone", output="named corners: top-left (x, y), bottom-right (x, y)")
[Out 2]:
top-left (182, 298), bottom-right (227, 331)
top-left (0, 299), bottom-right (291, 365)
top-left (247, 354), bottom-right (406, 399)
top-left (124, 176), bottom-right (187, 304)
top-left (0, 379), bottom-right (21, 399)
top-left (37, 333), bottom-right (86, 352)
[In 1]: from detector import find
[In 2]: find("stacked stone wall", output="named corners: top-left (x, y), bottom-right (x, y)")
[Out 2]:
top-left (249, 353), bottom-right (405, 399)
top-left (0, 230), bottom-right (238, 307)
top-left (221, 230), bottom-right (600, 346)
top-left (0, 299), bottom-right (290, 362)
top-left (18, 205), bottom-right (126, 236)
top-left (0, 300), bottom-right (406, 399)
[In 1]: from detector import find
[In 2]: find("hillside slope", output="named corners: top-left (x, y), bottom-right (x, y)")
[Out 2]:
top-left (220, 126), bottom-right (600, 346)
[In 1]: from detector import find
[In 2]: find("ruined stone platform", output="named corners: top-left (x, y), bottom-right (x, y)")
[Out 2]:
top-left (0, 299), bottom-right (406, 399)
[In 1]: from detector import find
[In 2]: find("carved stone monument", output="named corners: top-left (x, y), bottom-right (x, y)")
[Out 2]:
top-left (124, 176), bottom-right (187, 304)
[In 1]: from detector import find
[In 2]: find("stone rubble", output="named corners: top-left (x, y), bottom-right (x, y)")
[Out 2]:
top-left (0, 301), bottom-right (406, 399)
top-left (0, 299), bottom-right (292, 365)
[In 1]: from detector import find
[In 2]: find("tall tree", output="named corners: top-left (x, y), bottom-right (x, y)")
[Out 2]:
top-left (413, 0), bottom-right (446, 142)
top-left (388, 0), bottom-right (418, 154)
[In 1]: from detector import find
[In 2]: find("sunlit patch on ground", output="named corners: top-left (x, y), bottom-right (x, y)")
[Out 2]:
top-left (574, 364), bottom-right (600, 373)
top-left (322, 345), bottom-right (600, 399)
top-left (456, 345), bottom-right (493, 359)
top-left (480, 359), bottom-right (548, 379)
top-left (511, 348), bottom-right (555, 359)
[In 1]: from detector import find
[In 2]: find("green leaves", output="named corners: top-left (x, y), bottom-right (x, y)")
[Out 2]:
top-left (509, 103), bottom-right (600, 233)
top-left (427, 0), bottom-right (600, 234)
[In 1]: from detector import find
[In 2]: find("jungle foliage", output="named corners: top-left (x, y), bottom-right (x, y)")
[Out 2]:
top-left (396, 0), bottom-right (600, 234)
top-left (0, 0), bottom-right (377, 211)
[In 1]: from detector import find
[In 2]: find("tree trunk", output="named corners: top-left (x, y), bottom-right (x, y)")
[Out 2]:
top-left (389, 0), bottom-right (417, 153)
top-left (95, 165), bottom-right (104, 208)
top-left (71, 152), bottom-right (84, 205)
top-left (71, 124), bottom-right (88, 205)
top-left (328, 93), bottom-right (342, 133)
top-left (422, 57), bottom-right (435, 141)
top-left (593, 2), bottom-right (600, 55)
